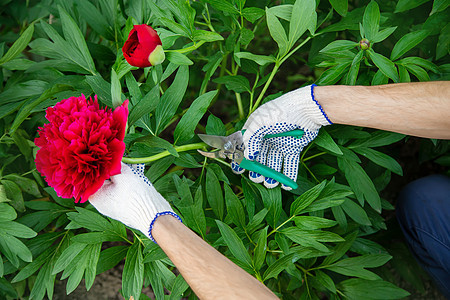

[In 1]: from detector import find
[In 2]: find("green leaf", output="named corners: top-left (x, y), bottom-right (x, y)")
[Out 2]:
top-left (289, 0), bottom-right (316, 47)
top-left (154, 66), bottom-right (189, 134)
top-left (122, 241), bottom-right (144, 300)
top-left (320, 40), bottom-right (358, 53)
top-left (206, 169), bottom-right (224, 220)
top-left (77, 0), bottom-right (114, 40)
top-left (1, 179), bottom-right (24, 212)
top-left (10, 84), bottom-right (73, 134)
top-left (395, 0), bottom-right (430, 13)
top-left (354, 147), bottom-right (403, 175)
top-left (58, 6), bottom-right (96, 74)
top-left (372, 27), bottom-right (397, 43)
top-left (290, 181), bottom-right (327, 215)
top-left (253, 226), bottom-right (268, 271)
top-left (337, 156), bottom-right (381, 212)
top-left (349, 131), bottom-right (405, 148)
top-left (338, 278), bottom-right (410, 299)
top-left (193, 30), bottom-right (224, 42)
top-left (329, 0), bottom-right (348, 16)
top-left (67, 207), bottom-right (114, 232)
top-left (293, 216), bottom-right (337, 230)
top-left (315, 270), bottom-right (337, 293)
top-left (205, 0), bottom-right (239, 14)
top-left (322, 231), bottom-right (358, 266)
top-left (136, 135), bottom-right (178, 157)
top-left (341, 198), bottom-right (371, 226)
top-left (242, 7), bottom-right (265, 23)
top-left (346, 50), bottom-right (364, 85)
top-left (53, 243), bottom-right (88, 275)
top-left (326, 254), bottom-right (392, 280)
top-left (266, 7), bottom-right (289, 56)
top-left (404, 64), bottom-right (430, 81)
top-left (84, 243), bottom-right (102, 290)
top-left (205, 114), bottom-right (226, 136)
top-left (282, 227), bottom-right (343, 252)
top-left (3, 174), bottom-right (41, 198)
top-left (0, 24), bottom-right (34, 65)
top-left (174, 90), bottom-right (217, 143)
top-left (216, 220), bottom-right (253, 267)
top-left (367, 49), bottom-right (399, 82)
top-left (314, 129), bottom-right (343, 155)
top-left (0, 234), bottom-right (33, 266)
top-left (129, 85), bottom-right (160, 126)
top-left (263, 253), bottom-right (297, 280)
top-left (398, 57), bottom-right (439, 73)
top-left (213, 75), bottom-right (251, 93)
top-left (234, 52), bottom-right (276, 66)
top-left (224, 184), bottom-right (246, 228)
top-left (316, 62), bottom-right (351, 85)
top-left (111, 68), bottom-right (122, 108)
top-left (363, 1), bottom-right (380, 41)
top-left (96, 246), bottom-right (128, 275)
top-left (398, 65), bottom-right (411, 82)
top-left (166, 52), bottom-right (193, 65)
top-left (431, 0), bottom-right (449, 14)
top-left (0, 221), bottom-right (37, 238)
top-left (85, 73), bottom-right (112, 106)
top-left (390, 30), bottom-right (429, 61)
top-left (0, 203), bottom-right (17, 222)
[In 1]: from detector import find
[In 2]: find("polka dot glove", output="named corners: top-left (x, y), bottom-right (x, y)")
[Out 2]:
top-left (89, 162), bottom-right (181, 243)
top-left (232, 84), bottom-right (332, 190)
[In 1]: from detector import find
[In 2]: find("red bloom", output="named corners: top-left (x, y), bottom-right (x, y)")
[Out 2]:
top-left (35, 95), bottom-right (129, 203)
top-left (122, 24), bottom-right (165, 68)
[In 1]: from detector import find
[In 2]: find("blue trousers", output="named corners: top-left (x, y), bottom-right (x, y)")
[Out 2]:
top-left (396, 174), bottom-right (450, 299)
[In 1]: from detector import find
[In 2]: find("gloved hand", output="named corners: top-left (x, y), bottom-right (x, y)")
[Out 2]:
top-left (232, 84), bottom-right (332, 190)
top-left (89, 162), bottom-right (181, 242)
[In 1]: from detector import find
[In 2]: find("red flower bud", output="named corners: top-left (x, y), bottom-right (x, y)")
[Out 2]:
top-left (122, 24), bottom-right (165, 68)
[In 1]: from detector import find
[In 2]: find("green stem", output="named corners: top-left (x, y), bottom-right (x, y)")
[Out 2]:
top-left (303, 151), bottom-right (326, 162)
top-left (235, 92), bottom-right (244, 119)
top-left (267, 215), bottom-right (294, 237)
top-left (250, 62), bottom-right (280, 115)
top-left (165, 40), bottom-right (206, 54)
top-left (279, 36), bottom-right (312, 65)
top-left (122, 143), bottom-right (206, 164)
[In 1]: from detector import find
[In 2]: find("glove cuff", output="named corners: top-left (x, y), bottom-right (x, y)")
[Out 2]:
top-left (290, 84), bottom-right (332, 128)
top-left (148, 211), bottom-right (183, 243)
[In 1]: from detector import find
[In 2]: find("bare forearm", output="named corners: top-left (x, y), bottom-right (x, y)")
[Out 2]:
top-left (314, 82), bottom-right (450, 139)
top-left (152, 215), bottom-right (278, 300)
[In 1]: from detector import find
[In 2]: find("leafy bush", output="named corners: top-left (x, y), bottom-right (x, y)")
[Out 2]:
top-left (0, 0), bottom-right (448, 299)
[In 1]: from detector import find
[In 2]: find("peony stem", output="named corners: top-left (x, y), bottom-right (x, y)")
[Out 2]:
top-left (122, 142), bottom-right (207, 164)
top-left (165, 40), bottom-right (206, 54)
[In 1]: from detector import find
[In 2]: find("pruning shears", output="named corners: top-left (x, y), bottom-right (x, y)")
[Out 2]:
top-left (197, 129), bottom-right (304, 190)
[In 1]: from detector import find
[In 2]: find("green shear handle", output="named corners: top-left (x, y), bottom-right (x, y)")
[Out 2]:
top-left (241, 129), bottom-right (304, 189)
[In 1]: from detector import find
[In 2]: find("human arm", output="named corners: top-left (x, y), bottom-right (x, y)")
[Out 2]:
top-left (314, 81), bottom-right (450, 139)
top-left (152, 215), bottom-right (278, 300)
top-left (89, 163), bottom-right (278, 300)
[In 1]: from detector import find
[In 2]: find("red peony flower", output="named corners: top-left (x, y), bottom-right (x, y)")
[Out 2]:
top-left (35, 95), bottom-right (129, 203)
top-left (122, 24), bottom-right (165, 68)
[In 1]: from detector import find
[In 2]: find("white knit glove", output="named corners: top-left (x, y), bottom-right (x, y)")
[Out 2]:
top-left (232, 84), bottom-right (332, 190)
top-left (89, 162), bottom-right (181, 242)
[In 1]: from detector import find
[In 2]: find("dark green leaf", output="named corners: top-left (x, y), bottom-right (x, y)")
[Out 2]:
top-left (326, 254), bottom-right (392, 280)
top-left (0, 203), bottom-right (17, 222)
top-left (354, 147), bottom-right (403, 175)
top-left (0, 24), bottom-right (34, 65)
top-left (122, 242), bottom-right (144, 300)
top-left (290, 181), bottom-right (327, 215)
top-left (205, 0), bottom-right (238, 14)
top-left (213, 75), bottom-right (251, 93)
top-left (1, 180), bottom-right (24, 212)
top-left (234, 52), bottom-right (276, 66)
top-left (96, 246), bottom-right (128, 275)
top-left (129, 85), bottom-right (160, 126)
top-left (372, 27), bottom-right (397, 43)
top-left (395, 0), bottom-right (430, 13)
top-left (263, 253), bottom-right (297, 280)
top-left (136, 135), bottom-right (178, 157)
top-left (341, 198), bottom-right (371, 226)
top-left (154, 65), bottom-right (189, 134)
top-left (390, 30), bottom-right (429, 61)
top-left (320, 40), bottom-right (358, 53)
top-left (253, 226), bottom-right (268, 271)
top-left (431, 0), bottom-right (449, 14)
top-left (314, 129), bottom-right (343, 155)
top-left (293, 216), bottom-right (337, 230)
top-left (205, 114), bottom-right (226, 136)
top-left (338, 278), bottom-right (410, 299)
top-left (193, 30), bottom-right (223, 42)
top-left (367, 49), bottom-right (399, 82)
top-left (363, 1), bottom-right (380, 41)
top-left (216, 220), bottom-right (253, 267)
top-left (322, 231), bottom-right (358, 265)
top-left (206, 169), bottom-right (224, 220)
top-left (224, 184), bottom-right (246, 228)
top-left (315, 270), bottom-right (337, 293)
top-left (174, 90), bottom-right (217, 143)
top-left (405, 64), bottom-right (430, 81)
